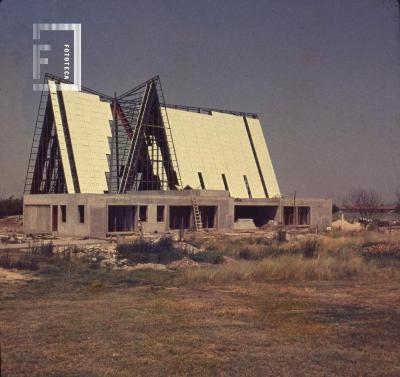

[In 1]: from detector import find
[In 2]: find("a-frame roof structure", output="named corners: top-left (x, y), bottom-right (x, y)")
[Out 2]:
top-left (25, 74), bottom-right (280, 198)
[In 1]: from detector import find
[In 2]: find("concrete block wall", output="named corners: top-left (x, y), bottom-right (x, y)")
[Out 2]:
top-left (23, 191), bottom-right (332, 237)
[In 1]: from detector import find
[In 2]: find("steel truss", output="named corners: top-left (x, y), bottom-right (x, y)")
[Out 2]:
top-left (25, 75), bottom-right (182, 194)
top-left (114, 76), bottom-right (181, 193)
top-left (25, 79), bottom-right (67, 194)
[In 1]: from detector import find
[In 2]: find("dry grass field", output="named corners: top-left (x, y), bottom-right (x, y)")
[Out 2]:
top-left (1, 230), bottom-right (400, 376)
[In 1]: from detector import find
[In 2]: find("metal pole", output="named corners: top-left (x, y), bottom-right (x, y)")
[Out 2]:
top-left (113, 92), bottom-right (119, 192)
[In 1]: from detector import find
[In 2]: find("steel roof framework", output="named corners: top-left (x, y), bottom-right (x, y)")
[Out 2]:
top-left (25, 74), bottom-right (257, 195)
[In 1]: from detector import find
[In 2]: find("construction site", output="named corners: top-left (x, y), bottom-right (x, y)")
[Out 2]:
top-left (23, 74), bottom-right (331, 237)
top-left (2, 1), bottom-right (400, 375)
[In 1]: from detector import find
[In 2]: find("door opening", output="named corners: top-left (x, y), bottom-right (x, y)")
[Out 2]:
top-left (52, 205), bottom-right (58, 232)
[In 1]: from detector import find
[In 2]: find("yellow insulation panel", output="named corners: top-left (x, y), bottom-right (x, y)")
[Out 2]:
top-left (164, 108), bottom-right (279, 198)
top-left (48, 81), bottom-right (112, 193)
top-left (61, 84), bottom-right (112, 193)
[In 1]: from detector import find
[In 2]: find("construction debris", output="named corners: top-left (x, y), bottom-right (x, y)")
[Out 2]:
top-left (168, 257), bottom-right (200, 269)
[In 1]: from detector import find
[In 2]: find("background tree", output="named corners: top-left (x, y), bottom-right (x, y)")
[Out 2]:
top-left (0, 196), bottom-right (23, 218)
top-left (342, 188), bottom-right (383, 220)
top-left (395, 189), bottom-right (400, 214)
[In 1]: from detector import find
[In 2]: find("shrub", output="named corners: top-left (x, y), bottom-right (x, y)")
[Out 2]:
top-left (299, 239), bottom-right (319, 258)
top-left (190, 250), bottom-right (224, 264)
top-left (13, 254), bottom-right (39, 271)
top-left (0, 250), bottom-right (39, 271)
top-left (116, 237), bottom-right (183, 264)
top-left (237, 241), bottom-right (319, 261)
top-left (31, 242), bottom-right (54, 257)
top-left (237, 246), bottom-right (278, 260)
top-left (157, 237), bottom-right (174, 252)
top-left (201, 238), bottom-right (246, 257)
top-left (238, 248), bottom-right (254, 260)
top-left (1, 243), bottom-right (77, 272)
top-left (0, 251), bottom-right (11, 269)
top-left (262, 246), bottom-right (291, 258)
top-left (275, 229), bottom-right (287, 243)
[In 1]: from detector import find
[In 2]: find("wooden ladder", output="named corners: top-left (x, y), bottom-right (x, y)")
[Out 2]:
top-left (191, 192), bottom-right (203, 231)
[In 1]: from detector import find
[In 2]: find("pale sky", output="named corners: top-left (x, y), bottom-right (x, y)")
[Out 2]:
top-left (0, 0), bottom-right (399, 202)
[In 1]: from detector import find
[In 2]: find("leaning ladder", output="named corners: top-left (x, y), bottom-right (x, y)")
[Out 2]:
top-left (191, 191), bottom-right (203, 231)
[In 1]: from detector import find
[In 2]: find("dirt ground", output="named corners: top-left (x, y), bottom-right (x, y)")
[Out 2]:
top-left (1, 265), bottom-right (400, 377)
top-left (0, 267), bottom-right (38, 282)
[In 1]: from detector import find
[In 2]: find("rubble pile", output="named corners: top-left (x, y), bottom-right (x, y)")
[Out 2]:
top-left (168, 257), bottom-right (200, 269)
top-left (55, 241), bottom-right (205, 270)
top-left (0, 234), bottom-right (26, 244)
top-left (173, 242), bottom-right (204, 255)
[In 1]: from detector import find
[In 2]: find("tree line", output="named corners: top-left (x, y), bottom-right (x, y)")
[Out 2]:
top-left (0, 196), bottom-right (23, 218)
top-left (334, 188), bottom-right (400, 220)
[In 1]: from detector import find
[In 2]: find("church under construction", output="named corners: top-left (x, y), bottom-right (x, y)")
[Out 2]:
top-left (23, 74), bottom-right (331, 237)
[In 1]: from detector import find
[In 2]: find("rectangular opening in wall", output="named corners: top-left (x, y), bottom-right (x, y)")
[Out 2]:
top-left (139, 205), bottom-right (148, 222)
top-left (108, 205), bottom-right (136, 232)
top-left (198, 172), bottom-right (205, 189)
top-left (283, 206), bottom-right (295, 226)
top-left (52, 205), bottom-right (58, 231)
top-left (78, 205), bottom-right (85, 224)
top-left (243, 175), bottom-right (252, 198)
top-left (157, 206), bottom-right (165, 222)
top-left (298, 206), bottom-right (310, 225)
top-left (221, 174), bottom-right (229, 192)
top-left (169, 206), bottom-right (192, 230)
top-left (199, 206), bottom-right (217, 228)
top-left (60, 205), bottom-right (66, 223)
top-left (234, 205), bottom-right (278, 227)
